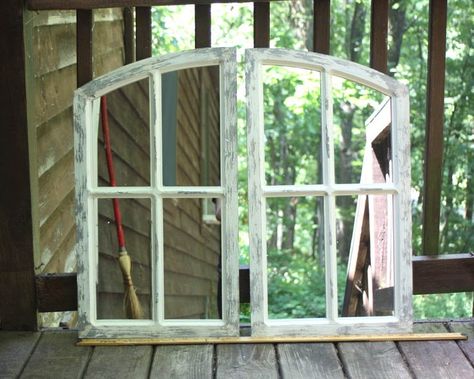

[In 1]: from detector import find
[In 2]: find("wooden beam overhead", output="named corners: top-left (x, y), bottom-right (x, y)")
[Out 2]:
top-left (195, 4), bottom-right (211, 48)
top-left (76, 9), bottom-right (93, 87)
top-left (0, 0), bottom-right (37, 331)
top-left (313, 0), bottom-right (330, 54)
top-left (422, 0), bottom-right (447, 255)
top-left (28, 0), bottom-right (283, 11)
top-left (253, 1), bottom-right (270, 48)
top-left (369, 0), bottom-right (388, 73)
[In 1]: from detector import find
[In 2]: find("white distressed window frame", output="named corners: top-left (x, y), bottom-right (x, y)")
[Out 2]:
top-left (246, 48), bottom-right (412, 336)
top-left (74, 48), bottom-right (239, 339)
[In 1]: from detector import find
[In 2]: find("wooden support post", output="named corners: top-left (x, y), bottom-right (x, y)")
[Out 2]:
top-left (123, 7), bottom-right (135, 64)
top-left (254, 1), bottom-right (270, 48)
top-left (422, 0), bottom-right (447, 255)
top-left (0, 0), bottom-right (37, 331)
top-left (76, 10), bottom-right (93, 87)
top-left (369, 0), bottom-right (388, 73)
top-left (313, 0), bottom-right (330, 54)
top-left (195, 4), bottom-right (211, 48)
top-left (136, 6), bottom-right (152, 59)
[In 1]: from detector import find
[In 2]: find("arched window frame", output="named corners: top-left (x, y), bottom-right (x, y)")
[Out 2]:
top-left (246, 48), bottom-right (412, 336)
top-left (74, 48), bottom-right (240, 339)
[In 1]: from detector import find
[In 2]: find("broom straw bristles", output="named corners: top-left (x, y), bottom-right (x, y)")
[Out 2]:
top-left (118, 251), bottom-right (143, 319)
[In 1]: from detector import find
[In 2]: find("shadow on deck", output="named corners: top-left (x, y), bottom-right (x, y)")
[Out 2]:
top-left (1, 320), bottom-right (473, 378)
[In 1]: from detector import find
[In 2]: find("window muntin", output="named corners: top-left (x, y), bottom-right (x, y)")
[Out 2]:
top-left (75, 48), bottom-right (239, 339)
top-left (246, 48), bottom-right (411, 336)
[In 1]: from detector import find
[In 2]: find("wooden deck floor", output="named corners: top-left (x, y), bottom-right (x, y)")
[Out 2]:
top-left (1, 321), bottom-right (473, 378)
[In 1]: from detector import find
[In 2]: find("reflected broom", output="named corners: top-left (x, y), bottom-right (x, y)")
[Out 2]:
top-left (100, 96), bottom-right (143, 319)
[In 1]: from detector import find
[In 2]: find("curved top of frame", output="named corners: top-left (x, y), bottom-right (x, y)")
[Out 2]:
top-left (246, 48), bottom-right (408, 97)
top-left (75, 47), bottom-right (236, 99)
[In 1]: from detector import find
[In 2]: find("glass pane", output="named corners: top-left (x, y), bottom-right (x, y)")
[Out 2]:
top-left (332, 77), bottom-right (392, 184)
top-left (337, 194), bottom-right (394, 317)
top-left (266, 196), bottom-right (325, 319)
top-left (263, 66), bottom-right (322, 185)
top-left (163, 198), bottom-right (222, 319)
top-left (97, 78), bottom-right (150, 186)
top-left (97, 198), bottom-right (152, 319)
top-left (162, 66), bottom-right (221, 187)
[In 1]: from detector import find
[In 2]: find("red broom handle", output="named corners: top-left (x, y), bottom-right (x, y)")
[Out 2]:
top-left (100, 96), bottom-right (126, 250)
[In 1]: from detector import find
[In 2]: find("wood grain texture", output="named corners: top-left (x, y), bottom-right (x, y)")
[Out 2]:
top-left (398, 323), bottom-right (474, 379)
top-left (20, 331), bottom-right (92, 378)
top-left (0, 0), bottom-right (37, 331)
top-left (422, 0), bottom-right (447, 255)
top-left (278, 343), bottom-right (344, 379)
top-left (84, 346), bottom-right (153, 378)
top-left (149, 345), bottom-right (213, 378)
top-left (216, 344), bottom-right (278, 379)
top-left (448, 321), bottom-right (474, 365)
top-left (313, 0), bottom-right (330, 54)
top-left (338, 341), bottom-right (411, 379)
top-left (0, 332), bottom-right (40, 378)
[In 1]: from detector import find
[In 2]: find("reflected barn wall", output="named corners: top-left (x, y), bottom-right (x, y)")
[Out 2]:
top-left (163, 67), bottom-right (221, 319)
top-left (97, 66), bottom-right (221, 319)
top-left (25, 9), bottom-right (126, 327)
top-left (97, 80), bottom-right (152, 319)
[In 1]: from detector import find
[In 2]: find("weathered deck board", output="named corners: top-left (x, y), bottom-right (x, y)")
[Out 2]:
top-left (149, 345), bottom-right (213, 378)
top-left (0, 332), bottom-right (40, 378)
top-left (398, 323), bottom-right (474, 379)
top-left (19, 331), bottom-right (92, 379)
top-left (448, 321), bottom-right (474, 365)
top-left (216, 344), bottom-right (278, 379)
top-left (84, 346), bottom-right (153, 379)
top-left (1, 322), bottom-right (473, 379)
top-left (338, 341), bottom-right (412, 379)
top-left (277, 343), bottom-right (344, 379)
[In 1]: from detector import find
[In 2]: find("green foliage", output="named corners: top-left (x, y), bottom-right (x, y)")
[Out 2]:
top-left (413, 293), bottom-right (473, 319)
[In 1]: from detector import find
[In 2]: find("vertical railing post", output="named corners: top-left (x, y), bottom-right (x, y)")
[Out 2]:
top-left (254, 1), bottom-right (270, 48)
top-left (195, 4), bottom-right (212, 48)
top-left (369, 0), bottom-right (388, 73)
top-left (313, 0), bottom-right (330, 54)
top-left (136, 6), bottom-right (152, 60)
top-left (423, 0), bottom-right (447, 255)
top-left (0, 0), bottom-right (37, 331)
top-left (123, 7), bottom-right (135, 64)
top-left (77, 10), bottom-right (93, 87)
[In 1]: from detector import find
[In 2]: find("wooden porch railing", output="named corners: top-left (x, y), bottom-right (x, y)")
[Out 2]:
top-left (0, 0), bottom-right (469, 330)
